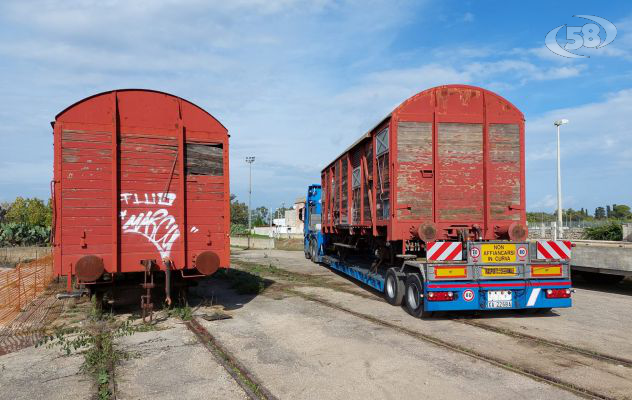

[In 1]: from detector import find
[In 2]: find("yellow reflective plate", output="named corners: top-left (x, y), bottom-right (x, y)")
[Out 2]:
top-left (481, 266), bottom-right (517, 277)
top-left (481, 244), bottom-right (516, 263)
top-left (531, 265), bottom-right (562, 277)
top-left (435, 266), bottom-right (467, 278)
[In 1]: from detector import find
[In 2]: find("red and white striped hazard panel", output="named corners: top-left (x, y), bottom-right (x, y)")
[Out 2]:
top-left (536, 240), bottom-right (571, 260)
top-left (427, 241), bottom-right (463, 261)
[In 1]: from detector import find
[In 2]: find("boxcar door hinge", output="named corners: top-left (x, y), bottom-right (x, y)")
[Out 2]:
top-left (80, 230), bottom-right (87, 248)
top-left (421, 169), bottom-right (433, 178)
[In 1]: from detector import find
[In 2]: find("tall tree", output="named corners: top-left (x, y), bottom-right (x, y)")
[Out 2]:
top-left (595, 207), bottom-right (606, 219)
top-left (5, 197), bottom-right (52, 226)
top-left (612, 204), bottom-right (631, 219)
top-left (229, 194), bottom-right (248, 225)
top-left (252, 206), bottom-right (270, 226)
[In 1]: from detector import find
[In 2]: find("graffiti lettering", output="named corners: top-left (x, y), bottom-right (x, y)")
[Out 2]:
top-left (120, 192), bottom-right (180, 258)
top-left (120, 192), bottom-right (176, 206)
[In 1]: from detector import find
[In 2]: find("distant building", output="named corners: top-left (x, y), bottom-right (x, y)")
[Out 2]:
top-left (252, 197), bottom-right (305, 238)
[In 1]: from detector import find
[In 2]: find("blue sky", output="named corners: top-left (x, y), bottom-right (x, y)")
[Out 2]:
top-left (0, 0), bottom-right (631, 214)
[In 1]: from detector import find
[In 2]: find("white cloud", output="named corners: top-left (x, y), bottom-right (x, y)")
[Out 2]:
top-left (525, 89), bottom-right (632, 211)
top-left (0, 0), bottom-right (625, 211)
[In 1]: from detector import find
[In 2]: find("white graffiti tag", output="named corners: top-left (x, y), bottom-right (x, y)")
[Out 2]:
top-left (120, 192), bottom-right (180, 258)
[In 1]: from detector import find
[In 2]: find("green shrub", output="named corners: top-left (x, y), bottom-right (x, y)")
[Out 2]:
top-left (583, 222), bottom-right (623, 241)
top-left (0, 222), bottom-right (50, 246)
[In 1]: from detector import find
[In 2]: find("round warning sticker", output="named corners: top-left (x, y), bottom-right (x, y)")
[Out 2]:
top-left (517, 246), bottom-right (527, 258)
top-left (470, 247), bottom-right (480, 259)
top-left (463, 289), bottom-right (475, 302)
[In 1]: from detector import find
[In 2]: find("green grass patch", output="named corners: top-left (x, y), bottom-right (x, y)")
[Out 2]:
top-left (38, 296), bottom-right (148, 400)
top-left (167, 304), bottom-right (193, 321)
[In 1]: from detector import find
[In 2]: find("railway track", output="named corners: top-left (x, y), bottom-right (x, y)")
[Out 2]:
top-left (235, 257), bottom-right (632, 369)
top-left (287, 289), bottom-right (614, 400)
top-left (231, 256), bottom-right (632, 399)
top-left (185, 317), bottom-right (278, 400)
top-left (457, 319), bottom-right (632, 368)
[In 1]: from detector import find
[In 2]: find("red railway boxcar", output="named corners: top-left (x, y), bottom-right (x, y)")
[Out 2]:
top-left (321, 84), bottom-right (527, 260)
top-left (309, 85), bottom-right (572, 316)
top-left (52, 89), bottom-right (230, 308)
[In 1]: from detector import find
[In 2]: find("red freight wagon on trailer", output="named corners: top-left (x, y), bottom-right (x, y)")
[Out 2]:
top-left (321, 84), bottom-right (527, 249)
top-left (311, 84), bottom-right (572, 316)
top-left (52, 89), bottom-right (230, 310)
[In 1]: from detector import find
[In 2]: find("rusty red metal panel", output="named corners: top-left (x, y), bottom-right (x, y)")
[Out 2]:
top-left (52, 89), bottom-right (230, 279)
top-left (320, 84), bottom-right (526, 244)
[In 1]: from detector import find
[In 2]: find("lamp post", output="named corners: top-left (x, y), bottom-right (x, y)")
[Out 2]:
top-left (553, 119), bottom-right (569, 239)
top-left (246, 156), bottom-right (255, 234)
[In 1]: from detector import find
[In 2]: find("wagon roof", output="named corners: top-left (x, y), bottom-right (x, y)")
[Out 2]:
top-left (54, 88), bottom-right (227, 131)
top-left (322, 84), bottom-right (523, 172)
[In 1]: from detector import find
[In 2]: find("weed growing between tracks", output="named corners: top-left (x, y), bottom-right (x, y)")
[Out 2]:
top-left (167, 304), bottom-right (194, 321)
top-left (37, 296), bottom-right (152, 400)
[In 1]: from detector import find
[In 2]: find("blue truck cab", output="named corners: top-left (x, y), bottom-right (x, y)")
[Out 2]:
top-left (304, 184), bottom-right (324, 262)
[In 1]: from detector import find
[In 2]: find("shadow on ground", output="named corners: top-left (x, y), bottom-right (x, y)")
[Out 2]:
top-left (96, 268), bottom-right (274, 317)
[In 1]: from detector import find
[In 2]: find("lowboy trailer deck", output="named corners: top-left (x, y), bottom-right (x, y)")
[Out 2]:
top-left (321, 245), bottom-right (572, 315)
top-left (306, 184), bottom-right (573, 317)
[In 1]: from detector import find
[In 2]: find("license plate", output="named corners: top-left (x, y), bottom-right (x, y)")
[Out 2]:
top-left (481, 244), bottom-right (516, 263)
top-left (481, 266), bottom-right (517, 277)
top-left (487, 290), bottom-right (513, 308)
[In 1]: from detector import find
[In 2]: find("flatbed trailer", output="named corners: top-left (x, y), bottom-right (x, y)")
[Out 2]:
top-left (305, 184), bottom-right (573, 317)
top-left (322, 252), bottom-right (572, 313)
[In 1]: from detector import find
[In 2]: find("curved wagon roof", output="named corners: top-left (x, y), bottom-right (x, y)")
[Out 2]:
top-left (326, 84), bottom-right (523, 170)
top-left (54, 88), bottom-right (227, 133)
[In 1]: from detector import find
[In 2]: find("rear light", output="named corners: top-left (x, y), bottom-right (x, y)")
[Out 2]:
top-left (545, 288), bottom-right (571, 299)
top-left (427, 291), bottom-right (455, 301)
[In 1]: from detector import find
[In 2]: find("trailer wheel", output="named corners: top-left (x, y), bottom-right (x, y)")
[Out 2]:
top-left (404, 273), bottom-right (432, 318)
top-left (384, 268), bottom-right (404, 306)
top-left (305, 242), bottom-right (311, 259)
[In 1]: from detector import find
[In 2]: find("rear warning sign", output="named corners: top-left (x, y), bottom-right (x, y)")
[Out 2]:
top-left (481, 244), bottom-right (516, 263)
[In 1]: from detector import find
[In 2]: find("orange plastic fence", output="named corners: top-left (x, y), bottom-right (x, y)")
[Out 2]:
top-left (0, 256), bottom-right (54, 325)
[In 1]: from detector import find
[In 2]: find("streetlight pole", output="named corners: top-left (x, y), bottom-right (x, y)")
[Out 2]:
top-left (554, 119), bottom-right (569, 239)
top-left (246, 156), bottom-right (255, 235)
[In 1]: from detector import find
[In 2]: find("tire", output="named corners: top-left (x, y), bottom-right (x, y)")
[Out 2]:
top-left (310, 239), bottom-right (318, 262)
top-left (384, 268), bottom-right (404, 306)
top-left (305, 241), bottom-right (311, 259)
top-left (404, 273), bottom-right (432, 318)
